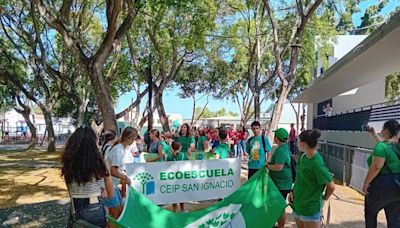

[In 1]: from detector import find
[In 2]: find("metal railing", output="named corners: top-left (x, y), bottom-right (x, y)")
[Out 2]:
top-left (318, 140), bottom-right (371, 193)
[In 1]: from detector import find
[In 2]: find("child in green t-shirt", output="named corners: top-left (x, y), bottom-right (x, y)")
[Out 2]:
top-left (170, 141), bottom-right (186, 212)
top-left (214, 129), bottom-right (230, 159)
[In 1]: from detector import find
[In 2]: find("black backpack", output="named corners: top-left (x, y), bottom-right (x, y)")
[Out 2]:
top-left (290, 155), bottom-right (297, 182)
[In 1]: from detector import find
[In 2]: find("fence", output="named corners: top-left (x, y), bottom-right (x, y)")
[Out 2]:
top-left (318, 141), bottom-right (371, 193)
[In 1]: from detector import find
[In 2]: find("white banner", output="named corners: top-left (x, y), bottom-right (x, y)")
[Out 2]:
top-left (125, 158), bottom-right (241, 204)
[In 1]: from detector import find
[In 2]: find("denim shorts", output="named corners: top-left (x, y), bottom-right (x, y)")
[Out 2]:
top-left (292, 210), bottom-right (321, 222)
top-left (69, 197), bottom-right (106, 227)
top-left (103, 188), bottom-right (122, 208)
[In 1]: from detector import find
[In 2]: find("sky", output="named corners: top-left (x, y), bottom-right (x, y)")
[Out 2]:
top-left (115, 0), bottom-right (400, 119)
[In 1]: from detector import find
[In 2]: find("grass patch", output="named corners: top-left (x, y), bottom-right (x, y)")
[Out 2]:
top-left (0, 167), bottom-right (68, 209)
top-left (0, 149), bottom-right (61, 162)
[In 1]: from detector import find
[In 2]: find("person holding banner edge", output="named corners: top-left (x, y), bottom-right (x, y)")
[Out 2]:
top-left (246, 121), bottom-right (272, 179)
top-left (266, 128), bottom-right (293, 228)
top-left (109, 127), bottom-right (137, 218)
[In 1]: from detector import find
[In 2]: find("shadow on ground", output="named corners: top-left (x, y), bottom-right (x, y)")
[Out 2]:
top-left (0, 199), bottom-right (69, 228)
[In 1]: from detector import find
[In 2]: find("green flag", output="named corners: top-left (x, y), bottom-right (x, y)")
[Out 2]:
top-left (109, 168), bottom-right (287, 228)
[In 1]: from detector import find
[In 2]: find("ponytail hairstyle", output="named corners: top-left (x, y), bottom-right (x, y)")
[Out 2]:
top-left (383, 119), bottom-right (400, 139)
top-left (114, 126), bottom-right (138, 146)
top-left (298, 129), bottom-right (321, 149)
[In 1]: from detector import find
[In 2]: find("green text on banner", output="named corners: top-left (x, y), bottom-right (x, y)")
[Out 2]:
top-left (125, 158), bottom-right (241, 204)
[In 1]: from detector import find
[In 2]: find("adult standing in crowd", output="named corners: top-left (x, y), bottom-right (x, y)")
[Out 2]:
top-left (147, 129), bottom-right (164, 162)
top-left (236, 126), bottom-right (248, 160)
top-left (62, 126), bottom-right (114, 227)
top-left (108, 127), bottom-right (137, 218)
top-left (364, 120), bottom-right (400, 228)
top-left (246, 121), bottom-right (272, 179)
top-left (196, 128), bottom-right (210, 152)
top-left (289, 123), bottom-right (297, 155)
top-left (290, 129), bottom-right (335, 228)
top-left (227, 124), bottom-right (237, 158)
top-left (267, 128), bottom-right (292, 228)
top-left (176, 123), bottom-right (195, 160)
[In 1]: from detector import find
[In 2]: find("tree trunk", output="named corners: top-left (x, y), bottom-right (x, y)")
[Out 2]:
top-left (15, 109), bottom-right (36, 149)
top-left (268, 85), bottom-right (290, 142)
top-left (154, 92), bottom-right (170, 132)
top-left (76, 91), bottom-right (89, 127)
top-left (42, 109), bottom-right (56, 152)
top-left (190, 95), bottom-right (196, 127)
top-left (89, 67), bottom-right (117, 131)
top-left (23, 113), bottom-right (36, 149)
top-left (254, 92), bottom-right (260, 121)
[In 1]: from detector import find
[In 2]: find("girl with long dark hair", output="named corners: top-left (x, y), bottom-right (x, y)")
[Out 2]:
top-left (62, 126), bottom-right (113, 227)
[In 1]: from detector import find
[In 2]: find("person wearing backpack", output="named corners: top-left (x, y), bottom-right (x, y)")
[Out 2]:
top-left (245, 121), bottom-right (272, 179)
top-left (364, 120), bottom-right (400, 228)
top-left (266, 128), bottom-right (292, 228)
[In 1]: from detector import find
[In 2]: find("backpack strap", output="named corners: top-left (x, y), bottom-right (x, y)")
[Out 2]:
top-left (261, 135), bottom-right (268, 153)
top-left (102, 144), bottom-right (111, 157)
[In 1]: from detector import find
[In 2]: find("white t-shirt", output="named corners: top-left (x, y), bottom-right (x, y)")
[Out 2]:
top-left (124, 149), bottom-right (134, 164)
top-left (109, 143), bottom-right (127, 187)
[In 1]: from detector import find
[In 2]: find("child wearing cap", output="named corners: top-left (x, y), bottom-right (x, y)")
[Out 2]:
top-left (266, 128), bottom-right (293, 228)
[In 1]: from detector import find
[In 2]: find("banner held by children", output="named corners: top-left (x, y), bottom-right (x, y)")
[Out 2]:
top-left (125, 158), bottom-right (241, 204)
top-left (109, 168), bottom-right (287, 228)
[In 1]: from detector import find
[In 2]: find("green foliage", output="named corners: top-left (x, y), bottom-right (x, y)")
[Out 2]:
top-left (355, 0), bottom-right (388, 35)
top-left (194, 107), bottom-right (237, 119)
top-left (385, 73), bottom-right (400, 102)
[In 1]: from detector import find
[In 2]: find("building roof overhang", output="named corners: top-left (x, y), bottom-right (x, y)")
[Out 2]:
top-left (294, 13), bottom-right (400, 103)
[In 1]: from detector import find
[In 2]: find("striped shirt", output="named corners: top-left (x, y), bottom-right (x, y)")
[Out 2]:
top-left (69, 179), bottom-right (105, 198)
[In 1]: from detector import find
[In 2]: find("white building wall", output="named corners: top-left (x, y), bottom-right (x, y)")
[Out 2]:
top-left (331, 79), bottom-right (385, 114)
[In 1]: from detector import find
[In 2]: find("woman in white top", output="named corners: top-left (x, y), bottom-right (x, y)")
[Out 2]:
top-left (108, 127), bottom-right (137, 218)
top-left (62, 126), bottom-right (114, 228)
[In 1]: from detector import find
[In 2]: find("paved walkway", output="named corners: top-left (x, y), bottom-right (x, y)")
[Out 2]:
top-left (0, 176), bottom-right (388, 227)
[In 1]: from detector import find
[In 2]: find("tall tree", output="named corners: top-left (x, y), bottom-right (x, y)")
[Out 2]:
top-left (128, 0), bottom-right (218, 131)
top-left (33, 0), bottom-right (142, 131)
top-left (263, 0), bottom-right (323, 139)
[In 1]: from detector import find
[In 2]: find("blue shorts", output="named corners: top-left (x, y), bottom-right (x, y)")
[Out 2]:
top-left (103, 188), bottom-right (122, 208)
top-left (292, 210), bottom-right (321, 222)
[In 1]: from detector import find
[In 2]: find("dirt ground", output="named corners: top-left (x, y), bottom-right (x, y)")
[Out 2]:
top-left (0, 149), bottom-right (67, 209)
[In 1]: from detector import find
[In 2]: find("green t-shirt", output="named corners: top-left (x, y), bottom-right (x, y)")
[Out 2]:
top-left (269, 143), bottom-right (293, 190)
top-left (177, 136), bottom-right (195, 160)
top-left (367, 142), bottom-right (400, 174)
top-left (292, 152), bottom-right (333, 216)
top-left (214, 142), bottom-right (230, 159)
top-left (246, 135), bottom-right (271, 169)
top-left (161, 141), bottom-right (175, 161)
top-left (196, 136), bottom-right (207, 151)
